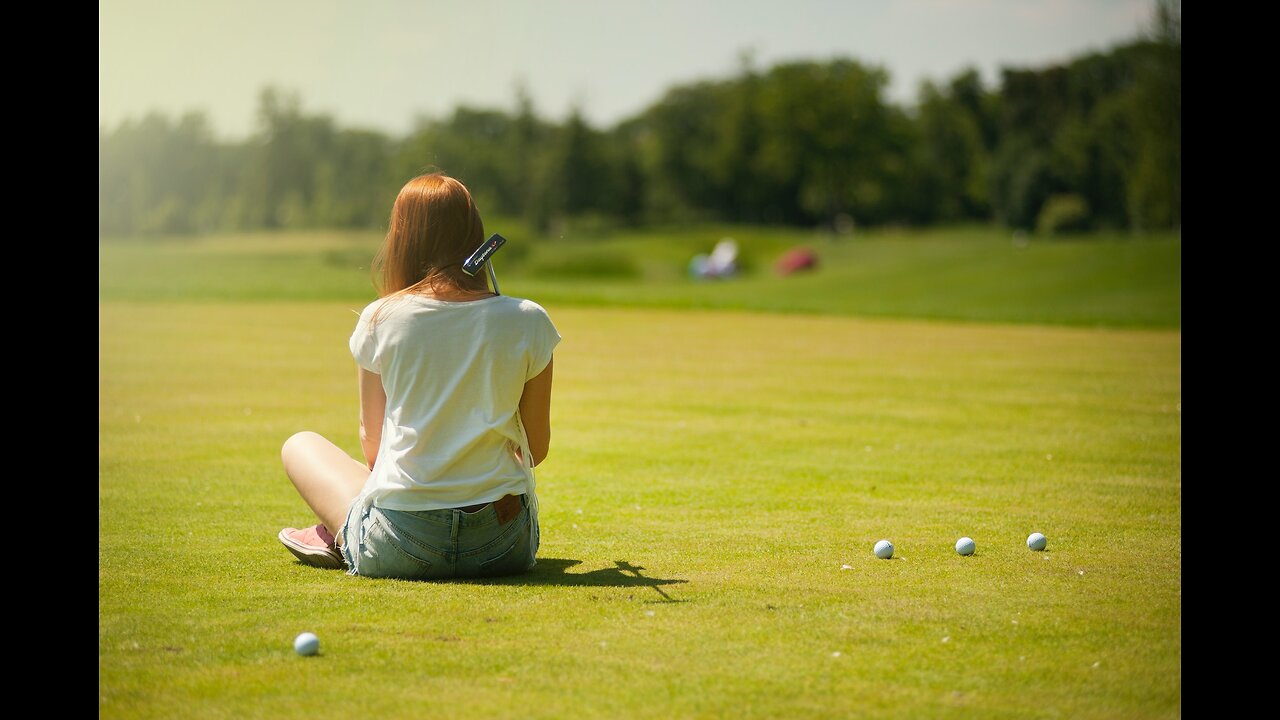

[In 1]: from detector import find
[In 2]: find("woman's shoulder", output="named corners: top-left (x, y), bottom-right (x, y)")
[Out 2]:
top-left (490, 297), bottom-right (558, 336)
top-left (351, 295), bottom-right (418, 334)
top-left (354, 295), bottom-right (397, 320)
top-left (503, 296), bottom-right (552, 317)
top-left (354, 294), bottom-right (551, 326)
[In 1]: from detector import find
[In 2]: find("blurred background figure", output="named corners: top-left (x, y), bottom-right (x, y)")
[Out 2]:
top-left (689, 238), bottom-right (740, 280)
top-left (774, 247), bottom-right (818, 276)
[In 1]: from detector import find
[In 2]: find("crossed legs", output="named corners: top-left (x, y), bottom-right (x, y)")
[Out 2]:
top-left (281, 431), bottom-right (371, 540)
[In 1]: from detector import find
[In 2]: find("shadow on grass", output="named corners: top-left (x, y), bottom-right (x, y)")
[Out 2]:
top-left (470, 558), bottom-right (689, 602)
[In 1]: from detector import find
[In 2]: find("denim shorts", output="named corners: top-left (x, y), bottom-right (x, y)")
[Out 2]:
top-left (339, 494), bottom-right (538, 580)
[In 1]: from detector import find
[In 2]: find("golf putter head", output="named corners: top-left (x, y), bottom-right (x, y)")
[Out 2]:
top-left (462, 233), bottom-right (506, 295)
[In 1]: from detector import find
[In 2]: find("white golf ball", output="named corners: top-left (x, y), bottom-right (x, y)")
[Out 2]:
top-left (1027, 532), bottom-right (1048, 551)
top-left (873, 540), bottom-right (894, 559)
top-left (294, 632), bottom-right (320, 657)
top-left (955, 537), bottom-right (976, 556)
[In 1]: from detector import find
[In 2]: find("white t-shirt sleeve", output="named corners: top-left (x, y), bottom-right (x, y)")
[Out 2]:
top-left (349, 301), bottom-right (382, 373)
top-left (524, 301), bottom-right (561, 381)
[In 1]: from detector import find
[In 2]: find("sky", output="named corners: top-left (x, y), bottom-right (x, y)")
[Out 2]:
top-left (99, 0), bottom-right (1153, 138)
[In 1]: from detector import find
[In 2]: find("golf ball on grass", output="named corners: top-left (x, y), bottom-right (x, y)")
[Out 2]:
top-left (955, 537), bottom-right (976, 556)
top-left (294, 632), bottom-right (320, 657)
top-left (1027, 532), bottom-right (1048, 551)
top-left (873, 540), bottom-right (894, 559)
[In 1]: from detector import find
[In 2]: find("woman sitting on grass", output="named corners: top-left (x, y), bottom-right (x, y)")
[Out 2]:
top-left (278, 173), bottom-right (560, 579)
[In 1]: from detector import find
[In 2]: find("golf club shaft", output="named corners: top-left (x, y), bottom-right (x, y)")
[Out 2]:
top-left (487, 260), bottom-right (500, 295)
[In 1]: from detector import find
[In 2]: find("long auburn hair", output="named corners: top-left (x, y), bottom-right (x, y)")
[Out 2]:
top-left (371, 173), bottom-right (490, 299)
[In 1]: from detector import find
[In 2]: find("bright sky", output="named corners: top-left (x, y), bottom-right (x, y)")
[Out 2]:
top-left (99, 0), bottom-right (1152, 138)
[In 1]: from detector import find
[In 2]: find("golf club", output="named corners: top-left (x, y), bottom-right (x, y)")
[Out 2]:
top-left (462, 233), bottom-right (506, 295)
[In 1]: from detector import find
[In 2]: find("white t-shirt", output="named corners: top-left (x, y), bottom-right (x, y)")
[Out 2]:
top-left (348, 293), bottom-right (561, 512)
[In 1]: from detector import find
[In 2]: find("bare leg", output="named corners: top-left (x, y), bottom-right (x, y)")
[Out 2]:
top-left (281, 431), bottom-right (370, 538)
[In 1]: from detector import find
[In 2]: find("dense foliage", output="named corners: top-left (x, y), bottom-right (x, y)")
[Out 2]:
top-left (99, 15), bottom-right (1179, 236)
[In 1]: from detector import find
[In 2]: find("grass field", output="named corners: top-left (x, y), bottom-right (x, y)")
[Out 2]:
top-left (99, 224), bottom-right (1181, 327)
top-left (99, 228), bottom-right (1181, 718)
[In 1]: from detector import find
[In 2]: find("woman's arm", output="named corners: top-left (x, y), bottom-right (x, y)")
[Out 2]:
top-left (519, 357), bottom-right (554, 467)
top-left (358, 367), bottom-right (387, 469)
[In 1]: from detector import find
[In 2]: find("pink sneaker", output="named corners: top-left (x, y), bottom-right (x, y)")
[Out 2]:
top-left (278, 524), bottom-right (346, 569)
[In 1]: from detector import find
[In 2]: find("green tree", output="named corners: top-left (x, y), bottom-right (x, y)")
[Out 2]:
top-left (253, 87), bottom-right (341, 228)
top-left (914, 69), bottom-right (998, 223)
top-left (1127, 0), bottom-right (1180, 231)
top-left (98, 111), bottom-right (224, 235)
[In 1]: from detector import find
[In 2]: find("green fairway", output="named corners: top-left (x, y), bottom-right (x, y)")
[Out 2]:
top-left (99, 225), bottom-right (1181, 328)
top-left (99, 298), bottom-right (1181, 718)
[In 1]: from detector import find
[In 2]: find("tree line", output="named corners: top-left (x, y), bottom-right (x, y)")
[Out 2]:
top-left (98, 12), bottom-right (1179, 237)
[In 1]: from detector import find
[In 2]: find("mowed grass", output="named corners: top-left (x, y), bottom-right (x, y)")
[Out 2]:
top-left (99, 298), bottom-right (1181, 718)
top-left (99, 224), bottom-right (1181, 328)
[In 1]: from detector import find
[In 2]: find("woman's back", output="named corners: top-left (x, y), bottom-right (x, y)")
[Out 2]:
top-left (350, 293), bottom-right (560, 512)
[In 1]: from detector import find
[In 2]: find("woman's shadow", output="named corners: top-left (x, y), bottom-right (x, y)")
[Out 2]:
top-left (470, 558), bottom-right (688, 602)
